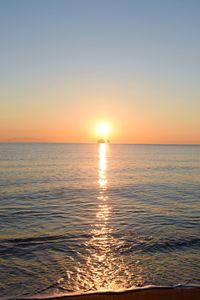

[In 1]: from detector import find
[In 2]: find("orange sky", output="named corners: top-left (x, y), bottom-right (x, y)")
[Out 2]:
top-left (1, 83), bottom-right (199, 144)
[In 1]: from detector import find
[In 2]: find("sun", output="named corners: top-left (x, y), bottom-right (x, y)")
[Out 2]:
top-left (96, 122), bottom-right (111, 138)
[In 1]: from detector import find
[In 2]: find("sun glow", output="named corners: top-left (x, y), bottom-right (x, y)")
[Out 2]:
top-left (96, 122), bottom-right (111, 138)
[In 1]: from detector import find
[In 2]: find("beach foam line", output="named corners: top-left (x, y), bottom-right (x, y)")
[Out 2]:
top-left (17, 285), bottom-right (200, 300)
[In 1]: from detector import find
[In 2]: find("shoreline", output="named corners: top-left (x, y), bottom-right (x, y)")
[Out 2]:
top-left (19, 286), bottom-right (200, 300)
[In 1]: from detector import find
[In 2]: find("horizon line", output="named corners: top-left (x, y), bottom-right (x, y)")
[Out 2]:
top-left (0, 141), bottom-right (199, 146)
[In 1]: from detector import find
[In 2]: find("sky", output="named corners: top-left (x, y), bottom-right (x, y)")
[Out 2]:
top-left (0, 0), bottom-right (200, 144)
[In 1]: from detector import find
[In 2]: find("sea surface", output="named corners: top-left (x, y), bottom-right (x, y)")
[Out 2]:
top-left (0, 143), bottom-right (199, 298)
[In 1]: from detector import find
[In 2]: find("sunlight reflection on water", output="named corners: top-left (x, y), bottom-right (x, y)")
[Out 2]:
top-left (65, 143), bottom-right (140, 292)
top-left (57, 143), bottom-right (138, 292)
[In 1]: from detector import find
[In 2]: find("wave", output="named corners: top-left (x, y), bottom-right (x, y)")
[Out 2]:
top-left (0, 233), bottom-right (89, 258)
top-left (119, 236), bottom-right (200, 255)
top-left (10, 285), bottom-right (200, 300)
top-left (0, 233), bottom-right (199, 259)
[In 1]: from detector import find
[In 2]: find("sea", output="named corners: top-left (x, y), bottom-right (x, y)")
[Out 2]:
top-left (0, 143), bottom-right (199, 298)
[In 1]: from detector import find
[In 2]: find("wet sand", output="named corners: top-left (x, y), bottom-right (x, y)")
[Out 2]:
top-left (30, 287), bottom-right (200, 300)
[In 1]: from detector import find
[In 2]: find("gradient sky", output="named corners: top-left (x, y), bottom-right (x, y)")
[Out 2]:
top-left (0, 0), bottom-right (200, 143)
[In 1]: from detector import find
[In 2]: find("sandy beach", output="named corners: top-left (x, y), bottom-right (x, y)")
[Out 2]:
top-left (28, 287), bottom-right (200, 300)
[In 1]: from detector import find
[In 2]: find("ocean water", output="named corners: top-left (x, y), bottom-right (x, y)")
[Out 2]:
top-left (0, 143), bottom-right (199, 298)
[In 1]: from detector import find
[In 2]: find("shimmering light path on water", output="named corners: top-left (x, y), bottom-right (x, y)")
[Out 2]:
top-left (0, 143), bottom-right (199, 298)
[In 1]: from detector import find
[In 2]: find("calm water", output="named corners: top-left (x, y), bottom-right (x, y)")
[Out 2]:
top-left (0, 143), bottom-right (199, 298)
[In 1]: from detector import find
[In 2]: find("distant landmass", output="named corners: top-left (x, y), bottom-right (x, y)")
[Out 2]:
top-left (97, 138), bottom-right (110, 144)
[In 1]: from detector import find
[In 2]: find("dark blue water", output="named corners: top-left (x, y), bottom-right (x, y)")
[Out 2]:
top-left (0, 143), bottom-right (199, 298)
